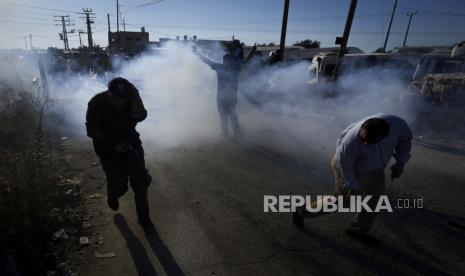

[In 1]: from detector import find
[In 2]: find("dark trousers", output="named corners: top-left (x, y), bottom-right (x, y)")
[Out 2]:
top-left (99, 146), bottom-right (151, 219)
top-left (297, 157), bottom-right (385, 232)
top-left (218, 99), bottom-right (240, 136)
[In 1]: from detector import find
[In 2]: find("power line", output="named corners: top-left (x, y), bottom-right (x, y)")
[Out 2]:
top-left (121, 0), bottom-right (165, 13)
top-left (0, 2), bottom-right (78, 14)
top-left (121, 0), bottom-right (165, 8)
top-left (397, 6), bottom-right (465, 17)
top-left (0, 15), bottom-right (54, 22)
top-left (0, 9), bottom-right (59, 17)
top-left (0, 19), bottom-right (55, 26)
top-left (123, 22), bottom-right (465, 36)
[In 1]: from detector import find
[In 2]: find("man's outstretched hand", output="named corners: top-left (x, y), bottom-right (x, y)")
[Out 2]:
top-left (391, 163), bottom-right (404, 181)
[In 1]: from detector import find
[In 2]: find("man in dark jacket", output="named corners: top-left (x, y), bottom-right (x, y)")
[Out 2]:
top-left (195, 50), bottom-right (241, 138)
top-left (86, 77), bottom-right (152, 229)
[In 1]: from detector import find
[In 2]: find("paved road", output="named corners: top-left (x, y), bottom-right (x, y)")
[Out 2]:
top-left (74, 121), bottom-right (465, 275)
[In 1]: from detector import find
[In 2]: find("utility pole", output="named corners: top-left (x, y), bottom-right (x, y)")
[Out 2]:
top-left (107, 13), bottom-right (112, 52)
top-left (78, 30), bottom-right (85, 47)
top-left (24, 36), bottom-right (28, 50)
top-left (279, 0), bottom-right (290, 63)
top-left (79, 8), bottom-right (96, 48)
top-left (123, 18), bottom-right (126, 31)
top-left (382, 0), bottom-right (398, 53)
top-left (107, 13), bottom-right (111, 33)
top-left (403, 11), bottom-right (417, 47)
top-left (29, 34), bottom-right (33, 49)
top-left (116, 0), bottom-right (120, 32)
top-left (54, 15), bottom-right (73, 51)
top-left (332, 0), bottom-right (358, 81)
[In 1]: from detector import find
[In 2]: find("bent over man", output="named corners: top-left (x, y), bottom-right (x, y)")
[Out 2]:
top-left (294, 114), bottom-right (413, 241)
top-left (86, 77), bottom-right (153, 229)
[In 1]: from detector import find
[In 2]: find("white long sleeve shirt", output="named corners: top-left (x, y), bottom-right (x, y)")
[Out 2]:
top-left (335, 114), bottom-right (413, 189)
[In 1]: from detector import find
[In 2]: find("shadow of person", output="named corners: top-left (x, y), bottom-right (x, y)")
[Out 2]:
top-left (301, 227), bottom-right (451, 275)
top-left (414, 139), bottom-right (465, 157)
top-left (379, 207), bottom-right (465, 267)
top-left (142, 218), bottom-right (186, 276)
top-left (113, 214), bottom-right (158, 276)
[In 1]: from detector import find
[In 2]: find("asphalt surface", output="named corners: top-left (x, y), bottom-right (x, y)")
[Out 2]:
top-left (73, 121), bottom-right (465, 276)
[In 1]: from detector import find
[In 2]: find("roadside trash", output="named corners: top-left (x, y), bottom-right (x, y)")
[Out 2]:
top-left (68, 179), bottom-right (81, 185)
top-left (95, 251), bottom-right (115, 258)
top-left (80, 236), bottom-right (90, 246)
top-left (82, 222), bottom-right (92, 229)
top-left (52, 229), bottom-right (68, 241)
top-left (89, 193), bottom-right (102, 199)
top-left (58, 178), bottom-right (81, 186)
top-left (92, 161), bottom-right (99, 166)
top-left (64, 189), bottom-right (74, 196)
top-left (60, 137), bottom-right (68, 141)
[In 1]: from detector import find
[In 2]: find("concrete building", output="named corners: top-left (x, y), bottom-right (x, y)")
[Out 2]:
top-left (108, 28), bottom-right (149, 52)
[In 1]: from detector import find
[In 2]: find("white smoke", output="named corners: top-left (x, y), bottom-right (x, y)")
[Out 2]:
top-left (1, 45), bottom-right (424, 158)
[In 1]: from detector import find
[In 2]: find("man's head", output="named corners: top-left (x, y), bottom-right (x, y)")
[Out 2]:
top-left (359, 118), bottom-right (390, 144)
top-left (223, 53), bottom-right (235, 65)
top-left (107, 77), bottom-right (133, 110)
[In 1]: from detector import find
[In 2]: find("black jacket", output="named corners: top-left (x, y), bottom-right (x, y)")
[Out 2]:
top-left (86, 91), bottom-right (147, 156)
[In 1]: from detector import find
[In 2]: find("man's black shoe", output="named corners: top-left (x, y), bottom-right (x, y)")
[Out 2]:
top-left (107, 197), bottom-right (119, 211)
top-left (345, 228), bottom-right (380, 245)
top-left (293, 212), bottom-right (305, 228)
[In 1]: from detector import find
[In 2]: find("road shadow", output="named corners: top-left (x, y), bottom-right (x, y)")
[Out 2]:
top-left (301, 227), bottom-right (452, 276)
top-left (380, 207), bottom-right (465, 267)
top-left (234, 136), bottom-right (329, 181)
top-left (114, 214), bottom-right (158, 276)
top-left (114, 214), bottom-right (185, 276)
top-left (414, 139), bottom-right (465, 157)
top-left (143, 219), bottom-right (186, 276)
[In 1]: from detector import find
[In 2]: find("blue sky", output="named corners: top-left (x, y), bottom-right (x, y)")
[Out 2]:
top-left (0, 0), bottom-right (464, 52)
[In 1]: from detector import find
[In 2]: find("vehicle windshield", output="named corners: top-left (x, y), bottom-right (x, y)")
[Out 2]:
top-left (413, 57), bottom-right (465, 80)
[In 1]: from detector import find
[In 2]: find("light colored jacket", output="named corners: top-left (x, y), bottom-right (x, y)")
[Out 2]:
top-left (335, 114), bottom-right (413, 189)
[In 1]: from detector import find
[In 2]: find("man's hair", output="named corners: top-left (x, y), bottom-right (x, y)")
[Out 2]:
top-left (361, 118), bottom-right (390, 141)
top-left (108, 77), bottom-right (131, 98)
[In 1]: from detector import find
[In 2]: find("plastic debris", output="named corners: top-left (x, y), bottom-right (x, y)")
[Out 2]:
top-left (68, 179), bottom-right (81, 185)
top-left (79, 236), bottom-right (90, 246)
top-left (95, 251), bottom-right (115, 258)
top-left (82, 222), bottom-right (92, 229)
top-left (89, 193), bottom-right (102, 199)
top-left (58, 178), bottom-right (81, 186)
top-left (60, 137), bottom-right (68, 141)
top-left (52, 229), bottom-right (69, 241)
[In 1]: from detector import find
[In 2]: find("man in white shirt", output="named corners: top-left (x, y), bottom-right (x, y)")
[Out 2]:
top-left (294, 114), bottom-right (413, 240)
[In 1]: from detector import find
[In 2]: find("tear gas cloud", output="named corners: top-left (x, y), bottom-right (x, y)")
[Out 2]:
top-left (0, 44), bottom-right (423, 157)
